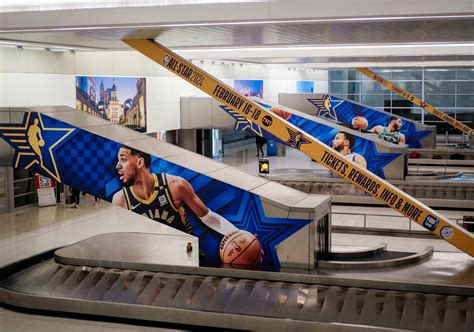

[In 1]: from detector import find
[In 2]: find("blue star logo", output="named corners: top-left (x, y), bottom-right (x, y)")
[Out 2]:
top-left (219, 105), bottom-right (263, 136)
top-left (360, 141), bottom-right (400, 178)
top-left (0, 112), bottom-right (76, 182)
top-left (307, 95), bottom-right (338, 121)
top-left (401, 123), bottom-right (431, 148)
top-left (286, 127), bottom-right (311, 150)
top-left (224, 193), bottom-right (310, 266)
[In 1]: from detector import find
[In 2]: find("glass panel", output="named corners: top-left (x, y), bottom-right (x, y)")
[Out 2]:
top-left (425, 108), bottom-right (456, 121)
top-left (454, 109), bottom-right (474, 122)
top-left (457, 68), bottom-right (474, 80)
top-left (330, 81), bottom-right (345, 94)
top-left (329, 70), bottom-right (344, 81)
top-left (390, 108), bottom-right (420, 121)
top-left (424, 81), bottom-right (455, 94)
top-left (456, 95), bottom-right (474, 108)
top-left (391, 94), bottom-right (416, 107)
top-left (456, 81), bottom-right (474, 94)
top-left (361, 95), bottom-right (389, 108)
top-left (360, 68), bottom-right (392, 80)
top-left (391, 68), bottom-right (422, 80)
top-left (392, 81), bottom-right (423, 94)
top-left (330, 82), bottom-right (359, 94)
top-left (424, 94), bottom-right (455, 108)
top-left (361, 81), bottom-right (391, 95)
top-left (346, 94), bottom-right (360, 102)
top-left (329, 69), bottom-right (360, 81)
top-left (424, 68), bottom-right (456, 80)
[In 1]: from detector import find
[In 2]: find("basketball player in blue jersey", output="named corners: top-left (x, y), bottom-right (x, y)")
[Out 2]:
top-left (332, 131), bottom-right (367, 168)
top-left (112, 145), bottom-right (239, 236)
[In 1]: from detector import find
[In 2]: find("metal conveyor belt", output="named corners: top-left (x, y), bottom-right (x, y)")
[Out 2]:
top-left (1, 258), bottom-right (473, 331)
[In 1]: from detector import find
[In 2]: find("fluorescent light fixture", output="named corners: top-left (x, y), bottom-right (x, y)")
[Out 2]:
top-left (0, 38), bottom-right (105, 51)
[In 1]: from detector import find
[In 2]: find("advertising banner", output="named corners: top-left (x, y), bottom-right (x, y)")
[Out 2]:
top-left (0, 112), bottom-right (310, 267)
top-left (234, 80), bottom-right (264, 98)
top-left (357, 67), bottom-right (473, 136)
top-left (297, 81), bottom-right (314, 93)
top-left (122, 38), bottom-right (473, 256)
top-left (220, 102), bottom-right (401, 179)
top-left (307, 94), bottom-right (432, 148)
top-left (76, 76), bottom-right (147, 132)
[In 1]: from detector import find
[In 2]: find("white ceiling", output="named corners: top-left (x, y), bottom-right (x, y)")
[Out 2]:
top-left (0, 0), bottom-right (473, 68)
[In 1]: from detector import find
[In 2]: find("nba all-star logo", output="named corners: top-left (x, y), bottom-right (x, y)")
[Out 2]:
top-left (307, 94), bottom-right (339, 121)
top-left (286, 127), bottom-right (310, 150)
top-left (0, 112), bottom-right (75, 182)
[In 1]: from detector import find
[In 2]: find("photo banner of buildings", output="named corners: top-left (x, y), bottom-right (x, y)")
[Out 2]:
top-left (234, 80), bottom-right (264, 98)
top-left (75, 76), bottom-right (147, 132)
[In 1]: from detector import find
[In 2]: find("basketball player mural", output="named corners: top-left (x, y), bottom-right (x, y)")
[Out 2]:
top-left (331, 131), bottom-right (367, 168)
top-left (352, 115), bottom-right (406, 145)
top-left (112, 145), bottom-right (264, 265)
top-left (271, 107), bottom-right (367, 166)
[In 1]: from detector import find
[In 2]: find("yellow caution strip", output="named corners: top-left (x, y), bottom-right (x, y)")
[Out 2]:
top-left (357, 67), bottom-right (473, 136)
top-left (123, 39), bottom-right (474, 256)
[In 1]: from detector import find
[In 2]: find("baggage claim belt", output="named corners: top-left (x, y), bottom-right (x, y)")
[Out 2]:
top-left (357, 67), bottom-right (473, 136)
top-left (123, 39), bottom-right (474, 256)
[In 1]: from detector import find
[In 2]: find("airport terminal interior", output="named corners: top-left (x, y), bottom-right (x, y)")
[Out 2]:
top-left (0, 1), bottom-right (473, 331)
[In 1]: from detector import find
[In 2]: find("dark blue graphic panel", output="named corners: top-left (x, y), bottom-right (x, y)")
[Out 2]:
top-left (220, 103), bottom-right (400, 179)
top-left (307, 95), bottom-right (432, 148)
top-left (0, 112), bottom-right (311, 268)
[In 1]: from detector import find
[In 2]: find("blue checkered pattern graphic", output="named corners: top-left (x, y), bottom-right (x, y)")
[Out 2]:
top-left (55, 131), bottom-right (121, 198)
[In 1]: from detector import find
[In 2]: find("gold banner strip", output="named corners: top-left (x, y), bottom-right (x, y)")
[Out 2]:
top-left (357, 67), bottom-right (473, 136)
top-left (123, 39), bottom-right (474, 256)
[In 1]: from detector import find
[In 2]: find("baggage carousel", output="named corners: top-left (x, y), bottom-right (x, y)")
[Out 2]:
top-left (1, 232), bottom-right (473, 331)
top-left (267, 169), bottom-right (474, 209)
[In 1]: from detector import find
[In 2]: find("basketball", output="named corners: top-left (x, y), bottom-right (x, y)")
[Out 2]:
top-left (39, 139), bottom-right (45, 147)
top-left (352, 116), bottom-right (368, 130)
top-left (219, 230), bottom-right (263, 265)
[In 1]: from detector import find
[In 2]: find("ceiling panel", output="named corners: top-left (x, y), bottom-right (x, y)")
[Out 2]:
top-left (1, 18), bottom-right (473, 50)
top-left (0, 16), bottom-right (472, 65)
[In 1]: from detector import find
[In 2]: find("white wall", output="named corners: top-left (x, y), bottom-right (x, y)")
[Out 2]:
top-left (0, 47), bottom-right (328, 131)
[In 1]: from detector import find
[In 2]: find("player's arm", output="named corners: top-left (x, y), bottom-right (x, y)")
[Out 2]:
top-left (354, 154), bottom-right (367, 168)
top-left (367, 125), bottom-right (382, 134)
top-left (112, 190), bottom-right (127, 208)
top-left (398, 133), bottom-right (406, 145)
top-left (176, 177), bottom-right (238, 235)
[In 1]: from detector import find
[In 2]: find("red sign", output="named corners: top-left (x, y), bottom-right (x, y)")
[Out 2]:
top-left (35, 174), bottom-right (55, 189)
